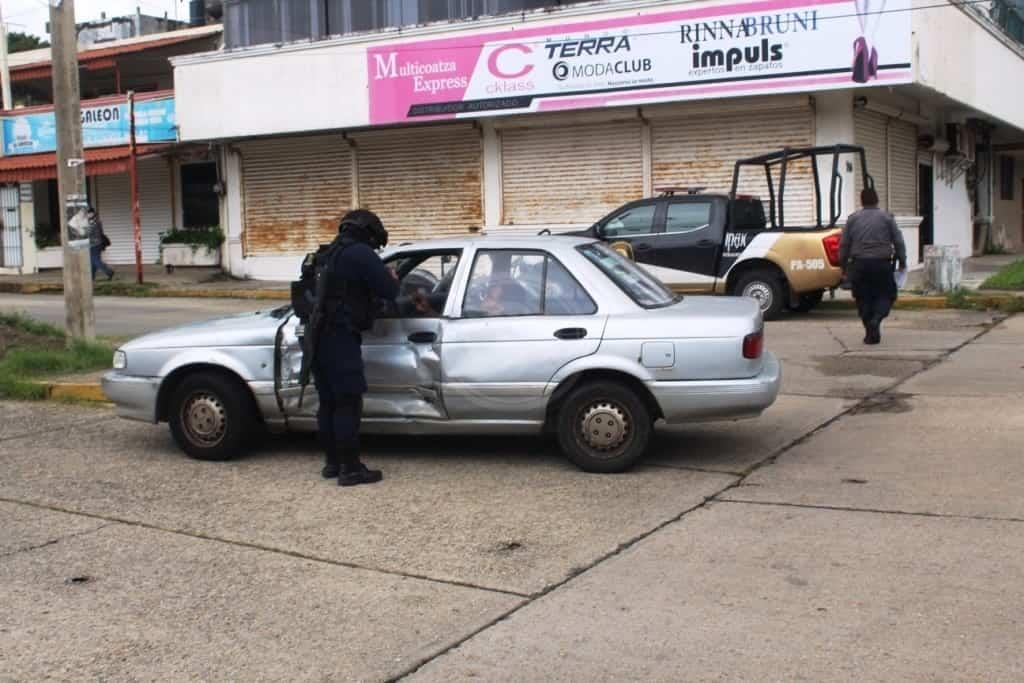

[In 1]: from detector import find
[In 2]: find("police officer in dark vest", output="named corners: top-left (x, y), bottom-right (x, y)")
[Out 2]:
top-left (839, 188), bottom-right (907, 345)
top-left (313, 209), bottom-right (399, 486)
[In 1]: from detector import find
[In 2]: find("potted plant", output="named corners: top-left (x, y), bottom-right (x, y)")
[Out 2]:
top-left (160, 226), bottom-right (225, 268)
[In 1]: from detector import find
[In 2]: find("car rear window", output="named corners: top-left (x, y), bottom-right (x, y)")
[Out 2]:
top-left (577, 243), bottom-right (678, 309)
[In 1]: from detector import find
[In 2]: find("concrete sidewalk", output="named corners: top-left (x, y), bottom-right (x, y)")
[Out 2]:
top-left (1, 309), bottom-right (1021, 680)
top-left (409, 313), bottom-right (1024, 682)
top-left (2, 255), bottom-right (1020, 303)
top-left (0, 265), bottom-right (291, 299)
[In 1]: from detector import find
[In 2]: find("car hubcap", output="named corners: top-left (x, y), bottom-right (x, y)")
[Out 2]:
top-left (182, 392), bottom-right (227, 448)
top-left (742, 282), bottom-right (773, 311)
top-left (579, 401), bottom-right (630, 454)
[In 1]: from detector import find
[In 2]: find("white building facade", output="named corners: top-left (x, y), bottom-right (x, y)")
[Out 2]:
top-left (171, 0), bottom-right (1024, 281)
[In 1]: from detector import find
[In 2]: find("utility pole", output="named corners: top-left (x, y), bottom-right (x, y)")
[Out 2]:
top-left (50, 0), bottom-right (95, 341)
top-left (128, 90), bottom-right (143, 284)
top-left (0, 1), bottom-right (12, 110)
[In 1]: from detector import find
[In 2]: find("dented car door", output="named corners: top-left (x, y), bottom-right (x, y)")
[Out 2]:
top-left (276, 250), bottom-right (460, 422)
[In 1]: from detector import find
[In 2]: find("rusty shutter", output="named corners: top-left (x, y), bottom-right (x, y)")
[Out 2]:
top-left (97, 157), bottom-right (171, 265)
top-left (241, 134), bottom-right (352, 256)
top-left (651, 105), bottom-right (816, 227)
top-left (501, 120), bottom-right (643, 226)
top-left (855, 109), bottom-right (889, 210)
top-left (888, 120), bottom-right (918, 216)
top-left (353, 125), bottom-right (482, 242)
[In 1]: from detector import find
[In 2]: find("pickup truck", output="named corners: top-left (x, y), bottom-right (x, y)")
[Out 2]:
top-left (570, 145), bottom-right (876, 318)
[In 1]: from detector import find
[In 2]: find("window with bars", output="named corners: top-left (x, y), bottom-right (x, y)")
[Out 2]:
top-left (225, 0), bottom-right (584, 48)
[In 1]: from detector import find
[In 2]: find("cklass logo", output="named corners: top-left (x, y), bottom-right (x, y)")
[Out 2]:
top-left (487, 44), bottom-right (534, 79)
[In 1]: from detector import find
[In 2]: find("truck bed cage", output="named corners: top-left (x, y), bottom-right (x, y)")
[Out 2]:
top-left (729, 145), bottom-right (875, 230)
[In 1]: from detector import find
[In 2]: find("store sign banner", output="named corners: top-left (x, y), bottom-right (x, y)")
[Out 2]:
top-left (2, 97), bottom-right (177, 156)
top-left (367, 0), bottom-right (912, 124)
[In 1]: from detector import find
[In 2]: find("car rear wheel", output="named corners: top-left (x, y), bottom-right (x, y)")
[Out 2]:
top-left (734, 270), bottom-right (785, 319)
top-left (556, 381), bottom-right (652, 473)
top-left (789, 289), bottom-right (824, 313)
top-left (168, 372), bottom-right (255, 461)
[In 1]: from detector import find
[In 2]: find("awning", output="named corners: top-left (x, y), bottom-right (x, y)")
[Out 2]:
top-left (10, 26), bottom-right (223, 83)
top-left (0, 144), bottom-right (171, 183)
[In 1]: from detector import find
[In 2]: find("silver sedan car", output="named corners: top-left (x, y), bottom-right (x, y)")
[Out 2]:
top-left (103, 236), bottom-right (780, 473)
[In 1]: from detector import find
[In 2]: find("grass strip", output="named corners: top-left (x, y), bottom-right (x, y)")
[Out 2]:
top-left (980, 259), bottom-right (1024, 291)
top-left (0, 313), bottom-right (113, 400)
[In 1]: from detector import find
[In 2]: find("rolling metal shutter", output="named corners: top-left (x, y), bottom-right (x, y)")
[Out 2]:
top-left (96, 157), bottom-right (171, 265)
top-left (241, 135), bottom-right (353, 256)
top-left (855, 110), bottom-right (889, 210)
top-left (501, 120), bottom-right (643, 226)
top-left (651, 105), bottom-right (816, 226)
top-left (353, 125), bottom-right (482, 242)
top-left (888, 120), bottom-right (919, 216)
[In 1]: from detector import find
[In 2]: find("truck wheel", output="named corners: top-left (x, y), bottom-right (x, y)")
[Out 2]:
top-left (734, 270), bottom-right (785, 319)
top-left (789, 289), bottom-right (824, 313)
top-left (168, 372), bottom-right (255, 461)
top-left (557, 381), bottom-right (652, 473)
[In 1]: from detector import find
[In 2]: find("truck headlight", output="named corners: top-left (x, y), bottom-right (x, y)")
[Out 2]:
top-left (112, 350), bottom-right (127, 370)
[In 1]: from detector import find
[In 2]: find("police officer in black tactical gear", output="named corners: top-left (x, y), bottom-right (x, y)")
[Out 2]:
top-left (313, 209), bottom-right (399, 486)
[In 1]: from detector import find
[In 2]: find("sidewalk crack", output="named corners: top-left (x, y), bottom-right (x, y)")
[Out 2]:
top-left (718, 499), bottom-right (1024, 524)
top-left (0, 522), bottom-right (112, 560)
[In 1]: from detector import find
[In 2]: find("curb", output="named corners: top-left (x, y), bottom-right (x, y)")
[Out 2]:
top-left (0, 281), bottom-right (290, 300)
top-left (37, 381), bottom-right (108, 403)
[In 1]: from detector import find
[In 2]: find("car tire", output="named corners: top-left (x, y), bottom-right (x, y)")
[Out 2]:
top-left (789, 289), bottom-right (824, 313)
top-left (556, 381), bottom-right (652, 473)
top-left (734, 269), bottom-right (786, 320)
top-left (168, 372), bottom-right (255, 461)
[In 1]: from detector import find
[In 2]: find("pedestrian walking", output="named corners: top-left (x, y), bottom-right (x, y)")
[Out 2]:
top-left (839, 188), bottom-right (907, 345)
top-left (87, 208), bottom-right (115, 281)
top-left (308, 209), bottom-right (399, 486)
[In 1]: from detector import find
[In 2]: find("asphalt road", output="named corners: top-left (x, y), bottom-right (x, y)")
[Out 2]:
top-left (2, 308), bottom-right (1022, 680)
top-left (0, 293), bottom-right (272, 338)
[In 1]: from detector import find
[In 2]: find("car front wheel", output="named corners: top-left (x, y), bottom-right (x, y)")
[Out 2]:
top-left (168, 372), bottom-right (255, 461)
top-left (556, 381), bottom-right (652, 473)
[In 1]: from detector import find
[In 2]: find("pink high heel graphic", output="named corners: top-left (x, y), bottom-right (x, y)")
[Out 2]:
top-left (852, 0), bottom-right (886, 83)
top-left (852, 36), bottom-right (869, 83)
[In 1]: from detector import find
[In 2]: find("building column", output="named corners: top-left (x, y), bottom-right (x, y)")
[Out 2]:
top-left (481, 119), bottom-right (502, 229)
top-left (19, 183), bottom-right (38, 274)
top-left (813, 90), bottom-right (858, 223)
top-left (221, 146), bottom-right (246, 278)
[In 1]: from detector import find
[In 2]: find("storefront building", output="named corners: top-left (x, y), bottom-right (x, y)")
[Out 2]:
top-left (0, 26), bottom-right (222, 275)
top-left (172, 0), bottom-right (1024, 281)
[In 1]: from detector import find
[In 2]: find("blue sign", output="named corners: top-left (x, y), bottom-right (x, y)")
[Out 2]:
top-left (2, 97), bottom-right (177, 156)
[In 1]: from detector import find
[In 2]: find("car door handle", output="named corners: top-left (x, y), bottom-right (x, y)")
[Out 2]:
top-left (554, 328), bottom-right (587, 340)
top-left (633, 242), bottom-right (653, 251)
top-left (408, 331), bottom-right (437, 344)
top-left (697, 239), bottom-right (717, 248)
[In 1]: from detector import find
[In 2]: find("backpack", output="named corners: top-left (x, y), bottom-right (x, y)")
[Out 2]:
top-left (291, 241), bottom-right (338, 324)
top-left (290, 237), bottom-right (377, 332)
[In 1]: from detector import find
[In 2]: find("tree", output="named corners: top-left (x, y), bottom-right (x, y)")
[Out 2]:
top-left (7, 31), bottom-right (49, 53)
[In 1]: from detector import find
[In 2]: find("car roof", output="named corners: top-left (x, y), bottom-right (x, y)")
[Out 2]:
top-left (385, 234), bottom-right (597, 253)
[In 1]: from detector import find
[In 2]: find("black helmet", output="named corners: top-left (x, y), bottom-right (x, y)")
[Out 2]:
top-left (339, 209), bottom-right (388, 249)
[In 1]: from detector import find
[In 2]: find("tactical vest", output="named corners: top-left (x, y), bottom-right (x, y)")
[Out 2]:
top-left (291, 237), bottom-right (377, 332)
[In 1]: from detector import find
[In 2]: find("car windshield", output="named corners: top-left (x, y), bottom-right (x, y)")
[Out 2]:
top-left (577, 243), bottom-right (678, 309)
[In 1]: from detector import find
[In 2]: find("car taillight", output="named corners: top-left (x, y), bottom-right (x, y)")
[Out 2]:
top-left (743, 330), bottom-right (764, 359)
top-left (822, 233), bottom-right (842, 267)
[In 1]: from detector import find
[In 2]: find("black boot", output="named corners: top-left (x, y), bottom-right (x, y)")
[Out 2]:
top-left (338, 449), bottom-right (382, 486)
top-left (866, 317), bottom-right (882, 345)
top-left (321, 446), bottom-right (340, 479)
